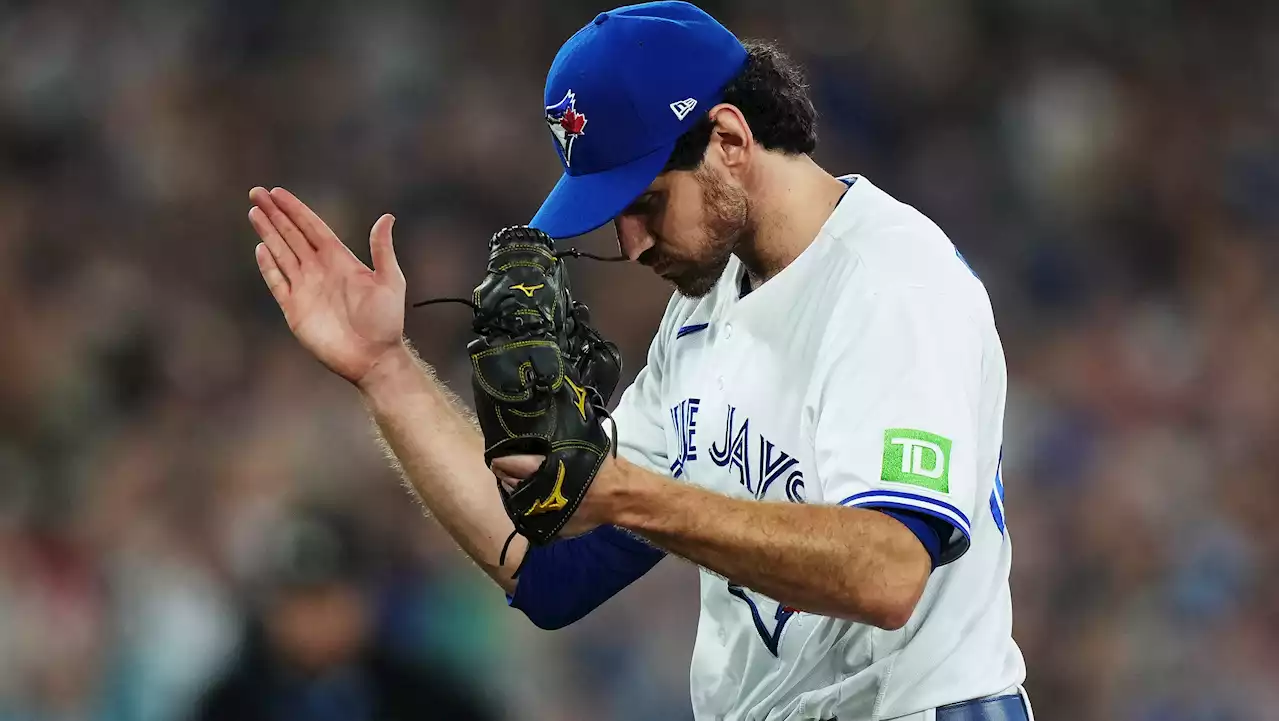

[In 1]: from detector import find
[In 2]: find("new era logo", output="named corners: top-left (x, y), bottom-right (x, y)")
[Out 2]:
top-left (670, 98), bottom-right (697, 120)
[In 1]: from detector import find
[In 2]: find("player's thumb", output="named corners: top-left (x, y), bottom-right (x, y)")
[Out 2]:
top-left (369, 214), bottom-right (403, 284)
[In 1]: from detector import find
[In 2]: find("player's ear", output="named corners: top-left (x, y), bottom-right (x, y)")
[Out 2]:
top-left (705, 103), bottom-right (753, 175)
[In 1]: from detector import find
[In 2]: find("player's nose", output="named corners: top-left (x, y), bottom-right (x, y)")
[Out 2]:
top-left (614, 214), bottom-right (654, 262)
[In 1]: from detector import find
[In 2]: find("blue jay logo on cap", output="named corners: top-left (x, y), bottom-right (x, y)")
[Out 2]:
top-left (545, 90), bottom-right (588, 167)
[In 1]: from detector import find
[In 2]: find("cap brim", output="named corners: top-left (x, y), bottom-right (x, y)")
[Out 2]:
top-left (530, 141), bottom-right (674, 240)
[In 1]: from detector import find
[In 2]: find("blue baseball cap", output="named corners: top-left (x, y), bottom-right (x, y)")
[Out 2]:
top-left (530, 1), bottom-right (748, 240)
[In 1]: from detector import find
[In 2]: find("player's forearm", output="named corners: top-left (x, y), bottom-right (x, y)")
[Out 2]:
top-left (603, 458), bottom-right (929, 629)
top-left (357, 341), bottom-right (525, 593)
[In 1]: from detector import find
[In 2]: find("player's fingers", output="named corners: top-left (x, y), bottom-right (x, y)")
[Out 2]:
top-left (269, 187), bottom-right (347, 256)
top-left (369, 214), bottom-right (403, 285)
top-left (255, 243), bottom-right (291, 306)
top-left (248, 206), bottom-right (300, 280)
top-left (491, 454), bottom-right (546, 486)
top-left (249, 187), bottom-right (316, 266)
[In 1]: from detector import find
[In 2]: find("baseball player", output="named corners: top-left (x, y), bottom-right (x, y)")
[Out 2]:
top-left (246, 2), bottom-right (1032, 720)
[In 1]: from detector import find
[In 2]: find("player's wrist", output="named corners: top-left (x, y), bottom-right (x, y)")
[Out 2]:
top-left (597, 457), bottom-right (673, 532)
top-left (354, 340), bottom-right (418, 397)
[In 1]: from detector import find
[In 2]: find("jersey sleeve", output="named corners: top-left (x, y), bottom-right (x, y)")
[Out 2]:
top-left (810, 286), bottom-right (984, 566)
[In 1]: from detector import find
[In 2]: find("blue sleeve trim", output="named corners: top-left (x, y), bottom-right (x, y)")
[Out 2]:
top-left (841, 490), bottom-right (972, 566)
top-left (877, 509), bottom-right (945, 570)
top-left (508, 525), bottom-right (665, 630)
top-left (838, 489), bottom-right (971, 535)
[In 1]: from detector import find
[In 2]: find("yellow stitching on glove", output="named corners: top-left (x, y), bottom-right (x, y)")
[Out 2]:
top-left (469, 340), bottom-right (564, 401)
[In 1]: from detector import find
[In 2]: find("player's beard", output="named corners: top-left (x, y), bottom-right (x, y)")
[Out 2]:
top-left (664, 165), bottom-right (751, 299)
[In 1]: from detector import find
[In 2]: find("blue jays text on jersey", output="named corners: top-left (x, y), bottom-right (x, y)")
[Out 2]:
top-left (669, 398), bottom-right (806, 505)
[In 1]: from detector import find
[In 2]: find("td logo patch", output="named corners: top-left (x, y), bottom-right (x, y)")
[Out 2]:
top-left (882, 429), bottom-right (951, 493)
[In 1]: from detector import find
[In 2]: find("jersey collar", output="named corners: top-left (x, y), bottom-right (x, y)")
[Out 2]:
top-left (735, 174), bottom-right (860, 300)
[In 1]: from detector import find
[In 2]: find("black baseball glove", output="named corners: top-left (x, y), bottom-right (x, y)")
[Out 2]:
top-left (463, 226), bottom-right (622, 561)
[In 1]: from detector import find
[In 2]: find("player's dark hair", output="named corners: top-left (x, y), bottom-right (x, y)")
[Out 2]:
top-left (663, 39), bottom-right (818, 172)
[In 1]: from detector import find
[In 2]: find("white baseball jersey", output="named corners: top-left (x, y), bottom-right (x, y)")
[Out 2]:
top-left (610, 175), bottom-right (1026, 721)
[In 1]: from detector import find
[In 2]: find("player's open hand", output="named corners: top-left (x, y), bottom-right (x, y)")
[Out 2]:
top-left (248, 187), bottom-right (405, 386)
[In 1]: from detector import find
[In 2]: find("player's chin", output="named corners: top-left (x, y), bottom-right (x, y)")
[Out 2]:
top-left (666, 266), bottom-right (723, 299)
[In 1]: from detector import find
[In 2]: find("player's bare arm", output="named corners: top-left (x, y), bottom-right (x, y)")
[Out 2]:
top-left (606, 459), bottom-right (930, 630)
top-left (248, 186), bottom-right (527, 592)
top-left (356, 342), bottom-right (528, 592)
top-left (497, 452), bottom-right (930, 630)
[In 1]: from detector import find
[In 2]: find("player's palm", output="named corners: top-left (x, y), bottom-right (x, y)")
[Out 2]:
top-left (248, 187), bottom-right (406, 385)
top-left (287, 251), bottom-right (402, 380)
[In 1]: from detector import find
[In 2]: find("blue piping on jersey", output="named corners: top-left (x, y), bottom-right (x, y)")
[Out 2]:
top-left (676, 322), bottom-right (710, 339)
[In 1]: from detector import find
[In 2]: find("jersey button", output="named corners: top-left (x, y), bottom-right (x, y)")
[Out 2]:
top-left (724, 323), bottom-right (733, 339)
top-left (716, 377), bottom-right (724, 390)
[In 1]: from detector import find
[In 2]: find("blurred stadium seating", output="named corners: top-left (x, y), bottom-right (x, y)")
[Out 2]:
top-left (0, 1), bottom-right (1273, 719)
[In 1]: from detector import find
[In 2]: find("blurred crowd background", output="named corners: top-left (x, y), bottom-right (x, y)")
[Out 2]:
top-left (0, 0), bottom-right (1275, 720)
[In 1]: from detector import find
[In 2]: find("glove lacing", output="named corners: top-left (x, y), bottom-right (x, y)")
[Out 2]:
top-left (412, 248), bottom-right (625, 572)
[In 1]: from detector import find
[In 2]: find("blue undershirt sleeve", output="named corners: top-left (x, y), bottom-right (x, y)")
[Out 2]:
top-left (507, 525), bottom-right (666, 630)
top-left (876, 508), bottom-right (950, 570)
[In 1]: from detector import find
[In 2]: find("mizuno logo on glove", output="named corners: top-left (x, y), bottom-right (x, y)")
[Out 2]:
top-left (525, 461), bottom-right (569, 516)
top-left (509, 283), bottom-right (545, 297)
top-left (565, 376), bottom-right (589, 421)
